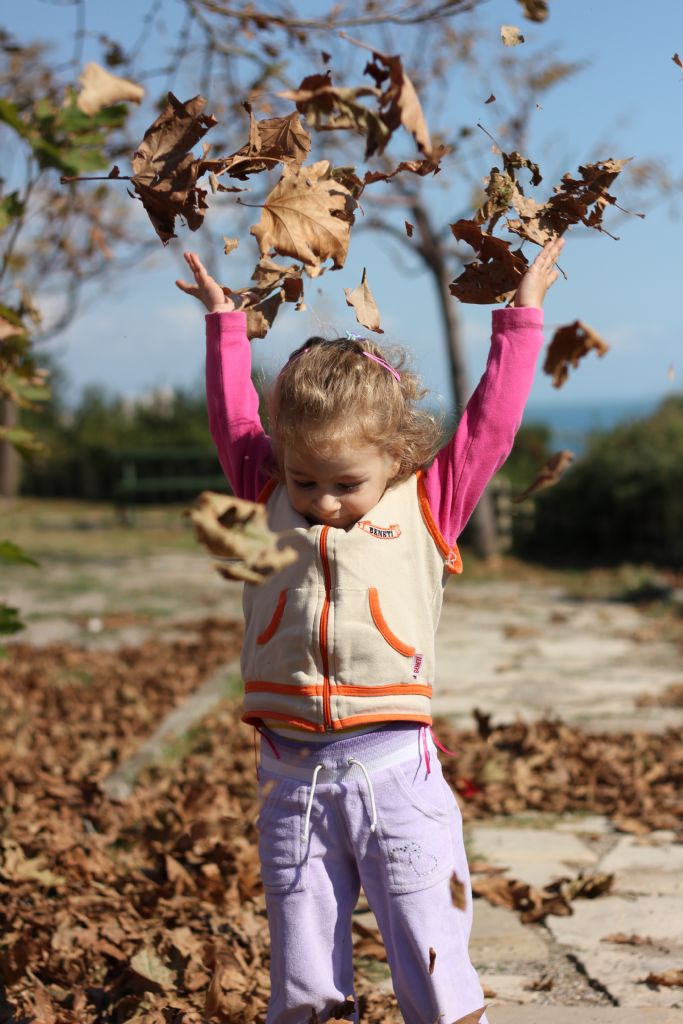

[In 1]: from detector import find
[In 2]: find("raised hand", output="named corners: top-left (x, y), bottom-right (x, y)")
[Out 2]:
top-left (175, 252), bottom-right (236, 313)
top-left (513, 236), bottom-right (564, 309)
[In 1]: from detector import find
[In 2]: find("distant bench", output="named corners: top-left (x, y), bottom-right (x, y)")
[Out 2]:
top-left (112, 446), bottom-right (230, 520)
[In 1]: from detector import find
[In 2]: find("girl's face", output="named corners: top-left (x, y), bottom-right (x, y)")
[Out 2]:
top-left (284, 440), bottom-right (400, 530)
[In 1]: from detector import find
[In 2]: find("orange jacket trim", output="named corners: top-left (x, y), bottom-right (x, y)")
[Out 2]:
top-left (256, 589), bottom-right (287, 645)
top-left (416, 470), bottom-right (463, 575)
top-left (368, 588), bottom-right (416, 657)
top-left (257, 477), bottom-right (278, 504)
top-left (332, 683), bottom-right (432, 698)
top-left (334, 712), bottom-right (432, 729)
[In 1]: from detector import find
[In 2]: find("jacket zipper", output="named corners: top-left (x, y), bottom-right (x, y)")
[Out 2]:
top-left (319, 525), bottom-right (333, 731)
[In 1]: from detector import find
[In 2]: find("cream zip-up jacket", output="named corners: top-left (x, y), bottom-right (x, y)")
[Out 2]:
top-left (241, 473), bottom-right (461, 733)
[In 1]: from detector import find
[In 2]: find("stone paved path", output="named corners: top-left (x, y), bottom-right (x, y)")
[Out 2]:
top-left (8, 553), bottom-right (683, 1014)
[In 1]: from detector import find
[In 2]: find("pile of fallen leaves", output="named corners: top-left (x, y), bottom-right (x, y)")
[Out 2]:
top-left (2, 632), bottom-right (682, 1022)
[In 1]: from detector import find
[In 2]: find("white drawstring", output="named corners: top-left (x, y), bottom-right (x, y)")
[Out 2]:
top-left (348, 758), bottom-right (378, 833)
top-left (302, 763), bottom-right (325, 841)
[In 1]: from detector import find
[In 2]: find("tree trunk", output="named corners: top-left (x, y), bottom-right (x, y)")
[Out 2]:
top-left (0, 399), bottom-right (21, 498)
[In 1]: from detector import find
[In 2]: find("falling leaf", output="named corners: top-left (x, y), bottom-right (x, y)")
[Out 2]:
top-left (516, 0), bottom-right (549, 21)
top-left (362, 150), bottom-right (446, 186)
top-left (405, 220), bottom-right (414, 237)
top-left (202, 108), bottom-right (311, 181)
top-left (250, 160), bottom-right (356, 276)
top-left (449, 219), bottom-right (528, 304)
top-left (76, 62), bottom-right (144, 116)
top-left (130, 93), bottom-right (217, 243)
top-left (279, 72), bottom-right (388, 157)
top-left (450, 1008), bottom-right (487, 1024)
top-left (673, 53), bottom-right (683, 69)
top-left (512, 450), bottom-right (574, 503)
top-left (507, 158), bottom-right (634, 245)
top-left (428, 947), bottom-right (436, 975)
top-left (223, 236), bottom-right (239, 255)
top-left (363, 47), bottom-right (433, 156)
top-left (344, 267), bottom-right (383, 333)
top-left (450, 871), bottom-right (467, 909)
top-left (543, 320), bottom-right (609, 387)
top-left (246, 293), bottom-right (285, 340)
top-left (667, 364), bottom-right (675, 381)
top-left (187, 491), bottom-right (298, 584)
top-left (501, 25), bottom-right (525, 46)
top-left (484, 93), bottom-right (496, 104)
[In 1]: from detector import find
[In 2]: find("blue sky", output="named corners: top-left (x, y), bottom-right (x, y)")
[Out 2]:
top-left (5, 0), bottom-right (683, 417)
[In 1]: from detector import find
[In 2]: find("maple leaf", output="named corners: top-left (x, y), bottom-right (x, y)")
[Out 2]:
top-left (362, 149), bottom-right (447, 186)
top-left (543, 320), bottom-right (609, 387)
top-left (188, 491), bottom-right (298, 584)
top-left (449, 219), bottom-right (528, 304)
top-left (501, 25), bottom-right (525, 46)
top-left (512, 450), bottom-right (575, 503)
top-left (76, 62), bottom-right (144, 116)
top-left (344, 268), bottom-right (383, 333)
top-left (131, 93), bottom-right (217, 243)
top-left (202, 104), bottom-right (311, 181)
top-left (250, 160), bottom-right (356, 276)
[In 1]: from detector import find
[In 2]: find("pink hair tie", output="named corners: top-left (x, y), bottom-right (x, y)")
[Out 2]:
top-left (361, 351), bottom-right (401, 382)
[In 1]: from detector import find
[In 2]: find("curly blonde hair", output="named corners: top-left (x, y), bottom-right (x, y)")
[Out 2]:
top-left (269, 335), bottom-right (442, 483)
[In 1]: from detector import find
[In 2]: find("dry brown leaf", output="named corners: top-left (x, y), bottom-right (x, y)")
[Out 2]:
top-left (364, 48), bottom-right (433, 156)
top-left (501, 25), bottom-right (525, 46)
top-left (450, 871), bottom-right (467, 910)
top-left (280, 72), bottom-right (387, 157)
top-left (449, 219), bottom-right (528, 304)
top-left (484, 93), bottom-right (496, 104)
top-left (205, 107), bottom-right (311, 184)
top-left (512, 450), bottom-right (574, 503)
top-left (516, 0), bottom-right (549, 21)
top-left (250, 160), bottom-right (356, 275)
top-left (76, 62), bottom-right (144, 115)
top-left (525, 974), bottom-right (553, 991)
top-left (405, 220), bottom-right (414, 237)
top-left (673, 53), bottom-right (683, 70)
top-left (450, 1007), bottom-right (487, 1024)
top-left (362, 150), bottom-right (446, 186)
top-left (543, 320), bottom-right (609, 388)
top-left (344, 268), bottom-right (383, 333)
top-left (223, 237), bottom-right (239, 255)
top-left (131, 93), bottom-right (217, 243)
top-left (602, 932), bottom-right (654, 946)
top-left (187, 491), bottom-right (298, 584)
top-left (640, 969), bottom-right (683, 988)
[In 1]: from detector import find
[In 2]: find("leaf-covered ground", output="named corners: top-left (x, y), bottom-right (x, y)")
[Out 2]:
top-left (1, 621), bottom-right (682, 1023)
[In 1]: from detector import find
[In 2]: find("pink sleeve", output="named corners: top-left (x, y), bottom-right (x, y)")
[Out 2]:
top-left (423, 306), bottom-right (544, 546)
top-left (205, 310), bottom-right (274, 502)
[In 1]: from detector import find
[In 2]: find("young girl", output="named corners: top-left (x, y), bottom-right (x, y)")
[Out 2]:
top-left (177, 237), bottom-right (564, 1024)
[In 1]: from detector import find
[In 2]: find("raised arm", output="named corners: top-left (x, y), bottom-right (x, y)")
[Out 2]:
top-left (176, 252), bottom-right (273, 501)
top-left (422, 237), bottom-right (563, 546)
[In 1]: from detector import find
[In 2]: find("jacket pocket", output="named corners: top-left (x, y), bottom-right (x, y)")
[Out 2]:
top-left (256, 589), bottom-right (288, 645)
top-left (368, 587), bottom-right (416, 657)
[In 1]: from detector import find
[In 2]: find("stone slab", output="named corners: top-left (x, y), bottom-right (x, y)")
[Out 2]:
top-left (467, 826), bottom-right (598, 888)
top-left (599, 835), bottom-right (683, 896)
top-left (470, 902), bottom-right (548, 962)
top-left (489, 1010), bottom-right (683, 1024)
top-left (547, 895), bottom-right (683, 1008)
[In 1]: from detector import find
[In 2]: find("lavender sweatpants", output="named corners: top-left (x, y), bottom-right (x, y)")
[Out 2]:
top-left (256, 724), bottom-right (488, 1024)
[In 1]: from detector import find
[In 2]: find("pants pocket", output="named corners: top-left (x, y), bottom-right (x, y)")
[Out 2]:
top-left (257, 776), bottom-right (309, 895)
top-left (373, 761), bottom-right (455, 895)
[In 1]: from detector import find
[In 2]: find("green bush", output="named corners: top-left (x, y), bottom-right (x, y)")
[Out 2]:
top-left (516, 395), bottom-right (683, 567)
